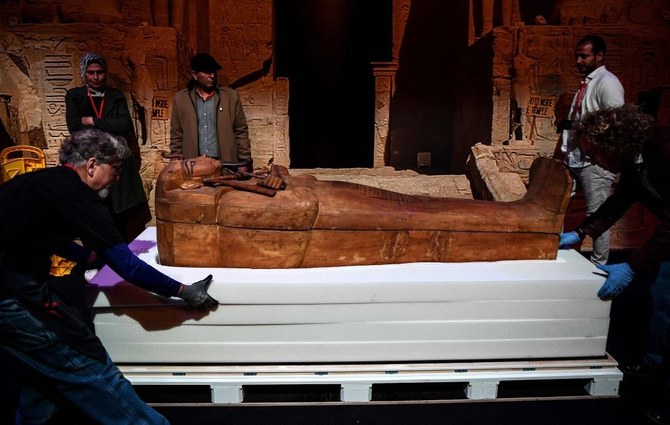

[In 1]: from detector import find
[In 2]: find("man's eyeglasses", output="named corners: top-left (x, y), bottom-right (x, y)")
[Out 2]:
top-left (575, 53), bottom-right (592, 59)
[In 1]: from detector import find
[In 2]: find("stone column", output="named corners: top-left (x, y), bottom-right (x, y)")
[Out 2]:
top-left (393, 0), bottom-right (411, 61)
top-left (43, 54), bottom-right (75, 162)
top-left (272, 77), bottom-right (290, 167)
top-left (371, 61), bottom-right (398, 168)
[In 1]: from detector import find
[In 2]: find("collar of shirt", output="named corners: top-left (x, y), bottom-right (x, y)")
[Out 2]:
top-left (196, 89), bottom-right (217, 101)
top-left (584, 65), bottom-right (608, 83)
top-left (86, 85), bottom-right (106, 97)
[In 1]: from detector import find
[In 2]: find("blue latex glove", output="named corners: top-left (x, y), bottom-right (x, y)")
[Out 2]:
top-left (559, 231), bottom-right (581, 248)
top-left (595, 262), bottom-right (635, 300)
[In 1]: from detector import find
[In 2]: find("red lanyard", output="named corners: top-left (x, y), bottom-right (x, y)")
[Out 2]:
top-left (571, 81), bottom-right (587, 119)
top-left (86, 87), bottom-right (105, 119)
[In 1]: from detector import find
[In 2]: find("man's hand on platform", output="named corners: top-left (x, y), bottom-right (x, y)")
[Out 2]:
top-left (178, 274), bottom-right (219, 310)
top-left (595, 263), bottom-right (635, 300)
top-left (559, 231), bottom-right (581, 248)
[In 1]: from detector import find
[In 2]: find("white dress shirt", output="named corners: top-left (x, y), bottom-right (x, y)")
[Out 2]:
top-left (560, 65), bottom-right (625, 168)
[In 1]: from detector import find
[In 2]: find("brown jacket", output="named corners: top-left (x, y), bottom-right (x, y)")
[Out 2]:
top-left (169, 86), bottom-right (251, 161)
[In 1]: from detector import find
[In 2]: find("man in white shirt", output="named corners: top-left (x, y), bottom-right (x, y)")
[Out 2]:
top-left (555, 34), bottom-right (625, 265)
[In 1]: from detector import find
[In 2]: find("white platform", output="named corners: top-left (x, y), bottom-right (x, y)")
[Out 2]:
top-left (88, 227), bottom-right (610, 364)
top-left (117, 357), bottom-right (622, 402)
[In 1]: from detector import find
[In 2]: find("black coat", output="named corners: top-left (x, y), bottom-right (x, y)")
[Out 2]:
top-left (65, 85), bottom-right (133, 135)
top-left (65, 85), bottom-right (147, 215)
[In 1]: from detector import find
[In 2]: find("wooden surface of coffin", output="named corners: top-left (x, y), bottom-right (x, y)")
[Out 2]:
top-left (157, 223), bottom-right (558, 268)
top-left (155, 157), bottom-right (571, 267)
top-left (89, 227), bottom-right (609, 364)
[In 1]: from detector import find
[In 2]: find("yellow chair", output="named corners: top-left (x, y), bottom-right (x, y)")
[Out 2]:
top-left (0, 145), bottom-right (46, 183)
top-left (0, 145), bottom-right (77, 276)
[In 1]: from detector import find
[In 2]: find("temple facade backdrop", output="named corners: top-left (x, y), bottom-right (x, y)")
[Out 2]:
top-left (1, 0), bottom-right (669, 199)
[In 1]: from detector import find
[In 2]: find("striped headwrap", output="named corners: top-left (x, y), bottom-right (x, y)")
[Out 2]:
top-left (79, 52), bottom-right (107, 80)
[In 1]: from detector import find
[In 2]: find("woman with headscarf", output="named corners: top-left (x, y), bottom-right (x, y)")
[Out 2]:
top-left (65, 52), bottom-right (150, 242)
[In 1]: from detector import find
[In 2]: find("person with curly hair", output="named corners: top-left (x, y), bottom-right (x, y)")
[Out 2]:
top-left (560, 104), bottom-right (670, 424)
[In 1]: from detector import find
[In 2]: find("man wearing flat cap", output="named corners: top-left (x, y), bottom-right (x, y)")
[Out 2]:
top-left (169, 53), bottom-right (251, 168)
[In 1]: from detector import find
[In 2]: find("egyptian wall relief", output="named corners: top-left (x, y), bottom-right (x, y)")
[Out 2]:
top-left (0, 0), bottom-right (284, 211)
top-left (474, 2), bottom-right (670, 176)
top-left (1, 0), bottom-right (669, 182)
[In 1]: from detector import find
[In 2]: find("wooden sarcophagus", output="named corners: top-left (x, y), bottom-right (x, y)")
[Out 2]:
top-left (155, 157), bottom-right (572, 268)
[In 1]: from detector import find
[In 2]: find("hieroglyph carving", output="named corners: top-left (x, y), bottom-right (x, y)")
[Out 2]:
top-left (43, 54), bottom-right (74, 163)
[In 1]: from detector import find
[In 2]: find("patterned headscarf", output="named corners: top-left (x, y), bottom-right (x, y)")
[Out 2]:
top-left (79, 52), bottom-right (107, 80)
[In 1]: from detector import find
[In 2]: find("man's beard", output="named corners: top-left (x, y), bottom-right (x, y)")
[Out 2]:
top-left (98, 187), bottom-right (110, 199)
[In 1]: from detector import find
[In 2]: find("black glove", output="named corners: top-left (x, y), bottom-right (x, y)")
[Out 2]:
top-left (178, 274), bottom-right (218, 310)
top-left (556, 119), bottom-right (574, 132)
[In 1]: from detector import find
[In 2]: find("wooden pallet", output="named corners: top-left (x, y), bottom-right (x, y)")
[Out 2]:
top-left (120, 355), bottom-right (622, 403)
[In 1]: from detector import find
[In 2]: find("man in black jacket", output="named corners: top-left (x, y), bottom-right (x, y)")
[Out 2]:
top-left (0, 129), bottom-right (217, 424)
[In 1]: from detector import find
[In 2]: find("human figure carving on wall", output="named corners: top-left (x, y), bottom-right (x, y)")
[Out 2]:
top-left (638, 51), bottom-right (662, 91)
top-left (474, 0), bottom-right (521, 35)
top-left (151, 0), bottom-right (170, 26)
top-left (511, 50), bottom-right (538, 142)
top-left (551, 0), bottom-right (625, 25)
top-left (123, 36), bottom-right (155, 147)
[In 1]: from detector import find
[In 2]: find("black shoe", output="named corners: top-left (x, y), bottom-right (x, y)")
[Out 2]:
top-left (647, 408), bottom-right (670, 425)
top-left (621, 362), bottom-right (662, 379)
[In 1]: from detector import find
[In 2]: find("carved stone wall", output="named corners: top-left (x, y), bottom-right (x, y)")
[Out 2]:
top-left (2, 0), bottom-right (668, 187)
top-left (458, 0), bottom-right (670, 177)
top-left (0, 24), bottom-right (185, 157)
top-left (491, 25), bottom-right (669, 155)
top-left (204, 0), bottom-right (287, 169)
top-left (206, 0), bottom-right (273, 85)
top-left (0, 24), bottom-right (188, 200)
top-left (0, 0), bottom-right (287, 220)
top-left (454, 0), bottom-right (670, 252)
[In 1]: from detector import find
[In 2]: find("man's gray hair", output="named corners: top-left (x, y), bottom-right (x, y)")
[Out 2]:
top-left (79, 52), bottom-right (107, 79)
top-left (59, 129), bottom-right (129, 167)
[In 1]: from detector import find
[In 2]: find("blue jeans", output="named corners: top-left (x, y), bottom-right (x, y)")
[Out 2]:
top-left (646, 261), bottom-right (670, 369)
top-left (571, 164), bottom-right (615, 265)
top-left (0, 297), bottom-right (169, 425)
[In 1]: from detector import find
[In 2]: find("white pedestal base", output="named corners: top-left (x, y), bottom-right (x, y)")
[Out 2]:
top-left (89, 227), bottom-right (610, 364)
